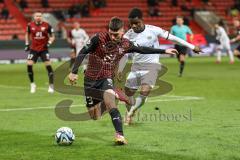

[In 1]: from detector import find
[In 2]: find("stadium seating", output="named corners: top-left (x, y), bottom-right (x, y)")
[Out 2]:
top-left (0, 2), bottom-right (25, 40)
top-left (0, 0), bottom-right (237, 40)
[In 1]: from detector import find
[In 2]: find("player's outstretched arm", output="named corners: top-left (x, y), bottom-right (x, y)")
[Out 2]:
top-left (167, 33), bottom-right (201, 54)
top-left (128, 44), bottom-right (178, 55)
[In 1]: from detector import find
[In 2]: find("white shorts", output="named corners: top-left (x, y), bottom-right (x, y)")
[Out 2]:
top-left (218, 41), bottom-right (231, 51)
top-left (125, 63), bottom-right (161, 89)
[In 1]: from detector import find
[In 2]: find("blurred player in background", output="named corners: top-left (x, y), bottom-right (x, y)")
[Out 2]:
top-left (25, 12), bottom-right (55, 93)
top-left (118, 8), bottom-right (201, 125)
top-left (231, 19), bottom-right (240, 60)
top-left (214, 21), bottom-right (234, 64)
top-left (170, 16), bottom-right (194, 77)
top-left (67, 22), bottom-right (89, 69)
top-left (68, 17), bottom-right (178, 145)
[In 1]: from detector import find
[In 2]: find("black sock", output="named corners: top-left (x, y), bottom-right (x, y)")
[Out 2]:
top-left (46, 65), bottom-right (54, 84)
top-left (70, 58), bottom-right (76, 68)
top-left (179, 61), bottom-right (185, 75)
top-left (27, 65), bottom-right (34, 83)
top-left (109, 108), bottom-right (123, 136)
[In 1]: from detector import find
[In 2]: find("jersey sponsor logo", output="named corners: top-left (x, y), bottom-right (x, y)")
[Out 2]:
top-left (41, 27), bottom-right (46, 31)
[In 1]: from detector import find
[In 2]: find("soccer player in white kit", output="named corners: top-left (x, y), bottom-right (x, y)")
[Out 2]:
top-left (118, 8), bottom-right (201, 125)
top-left (67, 22), bottom-right (89, 68)
top-left (214, 22), bottom-right (234, 64)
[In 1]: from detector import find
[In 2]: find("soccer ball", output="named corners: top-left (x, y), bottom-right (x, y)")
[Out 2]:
top-left (55, 127), bottom-right (75, 145)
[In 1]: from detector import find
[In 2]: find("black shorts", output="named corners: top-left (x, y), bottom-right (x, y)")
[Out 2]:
top-left (175, 45), bottom-right (187, 57)
top-left (27, 50), bottom-right (50, 63)
top-left (84, 77), bottom-right (114, 108)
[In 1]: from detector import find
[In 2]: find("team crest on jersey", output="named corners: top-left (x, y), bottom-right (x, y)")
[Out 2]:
top-left (119, 47), bottom-right (124, 54)
top-left (41, 27), bottom-right (46, 31)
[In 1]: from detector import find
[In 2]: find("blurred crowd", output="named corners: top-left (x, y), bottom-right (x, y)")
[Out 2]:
top-left (227, 0), bottom-right (240, 17)
top-left (17, 0), bottom-right (106, 20)
top-left (0, 1), bottom-right (9, 20)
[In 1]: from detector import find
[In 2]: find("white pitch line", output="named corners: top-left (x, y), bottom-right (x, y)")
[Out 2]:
top-left (0, 84), bottom-right (204, 112)
top-left (0, 96), bottom-right (204, 112)
top-left (0, 84), bottom-right (47, 91)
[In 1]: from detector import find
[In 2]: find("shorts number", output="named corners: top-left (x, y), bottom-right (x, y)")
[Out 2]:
top-left (28, 54), bottom-right (33, 60)
top-left (86, 96), bottom-right (93, 105)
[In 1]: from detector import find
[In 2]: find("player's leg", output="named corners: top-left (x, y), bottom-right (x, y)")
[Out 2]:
top-left (127, 84), bottom-right (150, 116)
top-left (41, 51), bottom-right (54, 93)
top-left (84, 77), bottom-right (127, 144)
top-left (103, 89), bottom-right (127, 145)
top-left (216, 44), bottom-right (223, 63)
top-left (27, 50), bottom-right (38, 93)
top-left (225, 43), bottom-right (234, 64)
top-left (124, 71), bottom-right (139, 111)
top-left (123, 71), bottom-right (139, 125)
top-left (127, 67), bottom-right (158, 117)
top-left (178, 54), bottom-right (186, 77)
top-left (175, 45), bottom-right (187, 77)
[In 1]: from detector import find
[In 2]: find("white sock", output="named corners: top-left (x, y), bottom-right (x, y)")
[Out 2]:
top-left (129, 95), bottom-right (147, 115)
top-left (217, 50), bottom-right (221, 62)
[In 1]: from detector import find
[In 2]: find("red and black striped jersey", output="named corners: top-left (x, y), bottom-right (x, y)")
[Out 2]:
top-left (26, 21), bottom-right (54, 51)
top-left (85, 32), bottom-right (132, 80)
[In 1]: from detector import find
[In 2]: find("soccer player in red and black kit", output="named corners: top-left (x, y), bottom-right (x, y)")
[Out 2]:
top-left (25, 12), bottom-right (55, 93)
top-left (68, 17), bottom-right (178, 145)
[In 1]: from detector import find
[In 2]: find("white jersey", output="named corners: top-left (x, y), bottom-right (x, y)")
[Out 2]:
top-left (124, 24), bottom-right (169, 64)
top-left (69, 28), bottom-right (89, 52)
top-left (216, 26), bottom-right (230, 43)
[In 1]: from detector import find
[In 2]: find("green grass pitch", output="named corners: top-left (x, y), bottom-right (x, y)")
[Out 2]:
top-left (0, 57), bottom-right (240, 160)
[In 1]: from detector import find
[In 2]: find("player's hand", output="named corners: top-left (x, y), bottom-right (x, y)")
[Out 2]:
top-left (117, 72), bottom-right (123, 82)
top-left (165, 49), bottom-right (178, 55)
top-left (68, 73), bottom-right (78, 85)
top-left (46, 41), bottom-right (52, 48)
top-left (25, 44), bottom-right (30, 52)
top-left (193, 46), bottom-right (202, 54)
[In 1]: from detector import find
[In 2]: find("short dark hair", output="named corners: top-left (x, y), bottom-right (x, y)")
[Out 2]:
top-left (128, 8), bottom-right (143, 19)
top-left (218, 20), bottom-right (224, 26)
top-left (176, 16), bottom-right (183, 19)
top-left (109, 17), bottom-right (124, 31)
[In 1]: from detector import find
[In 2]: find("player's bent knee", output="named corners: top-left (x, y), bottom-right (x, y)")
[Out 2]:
top-left (103, 89), bottom-right (117, 109)
top-left (140, 84), bottom-right (152, 96)
top-left (27, 60), bottom-right (34, 65)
